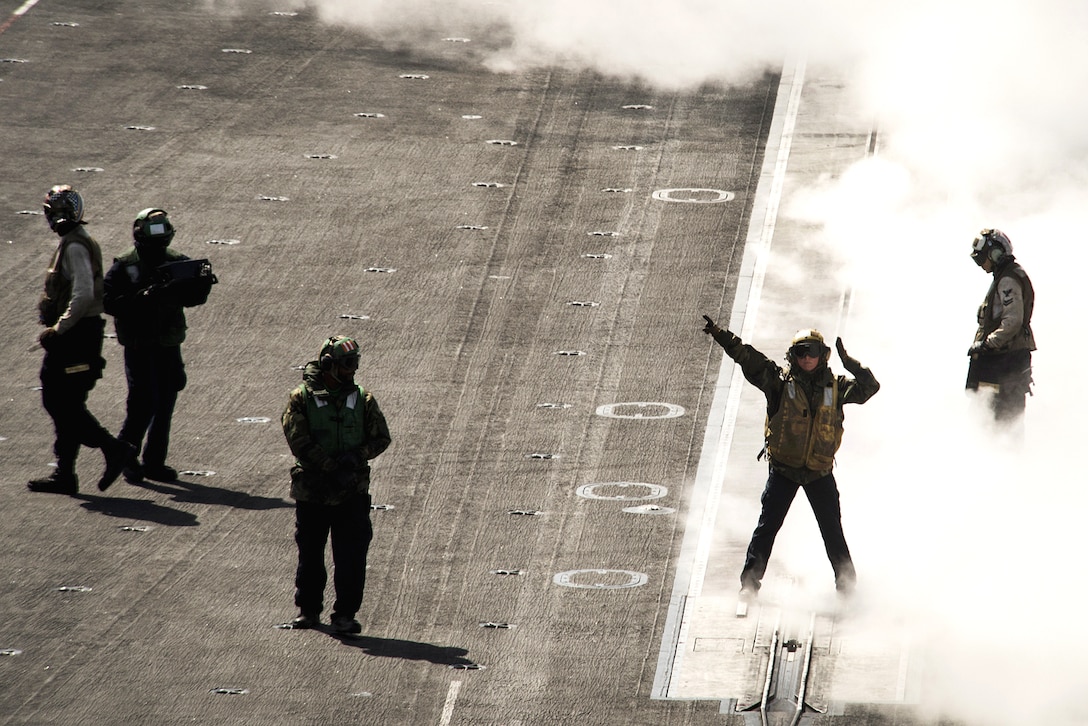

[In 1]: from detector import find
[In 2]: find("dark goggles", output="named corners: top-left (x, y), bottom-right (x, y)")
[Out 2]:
top-left (335, 355), bottom-right (360, 371)
top-left (790, 343), bottom-right (823, 359)
top-left (970, 230), bottom-right (992, 266)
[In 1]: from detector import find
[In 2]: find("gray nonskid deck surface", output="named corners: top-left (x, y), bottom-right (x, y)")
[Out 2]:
top-left (1, 3), bottom-right (936, 725)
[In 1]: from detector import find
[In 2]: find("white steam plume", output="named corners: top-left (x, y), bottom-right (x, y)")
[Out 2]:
top-left (253, 1), bottom-right (1087, 723)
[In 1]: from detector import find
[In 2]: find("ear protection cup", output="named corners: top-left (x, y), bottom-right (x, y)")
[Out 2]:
top-left (971, 228), bottom-right (1011, 267)
top-left (319, 337), bottom-right (337, 371)
top-left (318, 335), bottom-right (360, 373)
top-left (983, 231), bottom-right (1005, 262)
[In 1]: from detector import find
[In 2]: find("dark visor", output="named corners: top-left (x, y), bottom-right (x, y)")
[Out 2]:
top-left (790, 343), bottom-right (822, 358)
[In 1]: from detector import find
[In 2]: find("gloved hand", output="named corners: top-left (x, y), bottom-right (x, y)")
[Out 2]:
top-left (333, 453), bottom-right (361, 492)
top-left (38, 328), bottom-right (58, 351)
top-left (967, 339), bottom-right (989, 356)
top-left (333, 468), bottom-right (357, 492)
top-left (337, 451), bottom-right (364, 471)
top-left (703, 315), bottom-right (741, 350)
top-left (835, 337), bottom-right (862, 373)
top-left (330, 454), bottom-right (356, 494)
top-left (140, 283), bottom-right (168, 300)
top-left (38, 295), bottom-right (56, 326)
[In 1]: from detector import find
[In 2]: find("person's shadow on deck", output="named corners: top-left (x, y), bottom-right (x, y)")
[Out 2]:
top-left (76, 493), bottom-right (199, 527)
top-left (132, 475), bottom-right (291, 511)
top-left (331, 633), bottom-right (478, 668)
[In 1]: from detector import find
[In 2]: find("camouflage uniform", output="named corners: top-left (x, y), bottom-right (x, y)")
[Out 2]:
top-left (282, 360), bottom-right (391, 626)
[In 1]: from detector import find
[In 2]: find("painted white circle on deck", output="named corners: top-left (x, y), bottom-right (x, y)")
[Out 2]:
top-left (552, 569), bottom-right (648, 589)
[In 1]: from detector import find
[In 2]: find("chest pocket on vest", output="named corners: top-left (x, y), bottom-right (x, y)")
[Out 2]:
top-left (782, 382), bottom-right (811, 438)
top-left (808, 385), bottom-right (841, 469)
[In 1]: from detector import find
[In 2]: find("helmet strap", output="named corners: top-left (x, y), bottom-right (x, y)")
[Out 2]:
top-left (51, 219), bottom-right (80, 236)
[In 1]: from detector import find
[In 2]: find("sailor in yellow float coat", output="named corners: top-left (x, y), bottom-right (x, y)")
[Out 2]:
top-left (702, 317), bottom-right (879, 599)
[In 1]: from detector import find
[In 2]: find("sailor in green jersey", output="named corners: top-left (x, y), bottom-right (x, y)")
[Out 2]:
top-left (282, 335), bottom-right (391, 634)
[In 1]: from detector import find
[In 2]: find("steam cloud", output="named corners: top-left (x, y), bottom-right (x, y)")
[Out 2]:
top-left (256, 1), bottom-right (1086, 722)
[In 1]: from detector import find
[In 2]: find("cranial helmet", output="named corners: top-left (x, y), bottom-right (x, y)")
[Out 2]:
top-left (970, 228), bottom-right (1013, 267)
top-left (319, 335), bottom-right (361, 372)
top-left (133, 208), bottom-right (175, 247)
top-left (43, 185), bottom-right (84, 232)
top-left (788, 329), bottom-right (830, 363)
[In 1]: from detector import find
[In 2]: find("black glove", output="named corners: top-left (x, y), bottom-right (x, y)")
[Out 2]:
top-left (333, 470), bottom-right (356, 492)
top-left (139, 282), bottom-right (173, 301)
top-left (967, 340), bottom-right (989, 356)
top-left (337, 451), bottom-right (364, 471)
top-left (704, 315), bottom-right (741, 350)
top-left (333, 453), bottom-right (361, 492)
top-left (38, 295), bottom-right (57, 326)
top-left (835, 337), bottom-right (862, 372)
top-left (38, 328), bottom-right (58, 351)
top-left (138, 285), bottom-right (161, 301)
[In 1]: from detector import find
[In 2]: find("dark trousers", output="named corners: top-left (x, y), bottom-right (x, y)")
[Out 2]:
top-left (40, 317), bottom-right (112, 474)
top-left (741, 469), bottom-right (856, 593)
top-left (967, 349), bottom-right (1031, 423)
top-left (294, 493), bottom-right (373, 618)
top-left (992, 381), bottom-right (1028, 423)
top-left (118, 343), bottom-right (186, 466)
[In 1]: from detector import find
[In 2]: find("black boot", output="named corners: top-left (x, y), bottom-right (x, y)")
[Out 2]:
top-left (28, 470), bottom-right (79, 494)
top-left (330, 614), bottom-right (362, 634)
top-left (142, 463), bottom-right (178, 482)
top-left (98, 441), bottom-right (138, 491)
top-left (290, 612), bottom-right (320, 629)
top-left (122, 461), bottom-right (144, 484)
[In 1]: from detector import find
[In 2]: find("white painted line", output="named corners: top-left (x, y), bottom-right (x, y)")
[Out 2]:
top-left (895, 634), bottom-right (912, 702)
top-left (14, 0), bottom-right (41, 15)
top-left (438, 680), bottom-right (462, 726)
top-left (0, 0), bottom-right (40, 34)
top-left (650, 57), bottom-right (807, 700)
